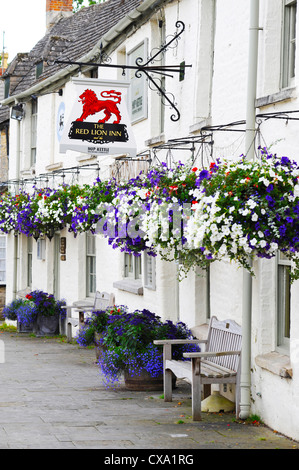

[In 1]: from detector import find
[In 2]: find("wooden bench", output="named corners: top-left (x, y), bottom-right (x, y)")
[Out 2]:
top-left (154, 316), bottom-right (242, 421)
top-left (63, 291), bottom-right (115, 341)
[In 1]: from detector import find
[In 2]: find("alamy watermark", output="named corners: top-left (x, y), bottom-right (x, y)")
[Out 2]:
top-left (94, 202), bottom-right (194, 245)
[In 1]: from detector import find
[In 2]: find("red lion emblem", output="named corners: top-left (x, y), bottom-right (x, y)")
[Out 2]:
top-left (76, 89), bottom-right (122, 124)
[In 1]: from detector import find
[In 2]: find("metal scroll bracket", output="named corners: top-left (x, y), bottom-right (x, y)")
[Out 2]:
top-left (54, 21), bottom-right (191, 122)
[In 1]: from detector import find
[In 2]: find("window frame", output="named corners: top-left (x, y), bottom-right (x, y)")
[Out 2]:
top-left (281, 0), bottom-right (297, 89)
top-left (86, 232), bottom-right (96, 297)
top-left (276, 251), bottom-right (291, 353)
top-left (31, 98), bottom-right (38, 167)
top-left (0, 235), bottom-right (6, 285)
top-left (127, 39), bottom-right (148, 124)
top-left (124, 252), bottom-right (142, 280)
top-left (27, 237), bottom-right (32, 287)
top-left (143, 252), bottom-right (156, 290)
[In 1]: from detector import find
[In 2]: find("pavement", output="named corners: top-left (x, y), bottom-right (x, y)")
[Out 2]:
top-left (0, 327), bottom-right (298, 456)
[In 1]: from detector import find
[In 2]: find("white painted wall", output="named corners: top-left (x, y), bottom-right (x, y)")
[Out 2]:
top-left (5, 0), bottom-right (299, 441)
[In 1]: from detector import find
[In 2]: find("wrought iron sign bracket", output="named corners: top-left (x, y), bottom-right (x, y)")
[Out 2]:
top-left (53, 21), bottom-right (190, 121)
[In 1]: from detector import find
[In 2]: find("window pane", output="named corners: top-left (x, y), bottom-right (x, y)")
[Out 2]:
top-left (282, 1), bottom-right (297, 87)
top-left (87, 233), bottom-right (96, 254)
top-left (135, 256), bottom-right (142, 279)
top-left (86, 234), bottom-right (96, 295)
top-left (278, 263), bottom-right (291, 347)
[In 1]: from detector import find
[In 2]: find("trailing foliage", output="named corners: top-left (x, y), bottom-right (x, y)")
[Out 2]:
top-left (2, 148), bottom-right (299, 280)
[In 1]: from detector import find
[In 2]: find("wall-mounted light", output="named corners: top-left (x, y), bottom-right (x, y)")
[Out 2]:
top-left (11, 103), bottom-right (25, 121)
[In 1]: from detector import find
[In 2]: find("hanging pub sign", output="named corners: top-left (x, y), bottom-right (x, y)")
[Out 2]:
top-left (59, 78), bottom-right (137, 158)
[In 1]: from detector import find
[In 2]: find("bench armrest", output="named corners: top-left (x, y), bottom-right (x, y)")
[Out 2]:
top-left (183, 350), bottom-right (241, 359)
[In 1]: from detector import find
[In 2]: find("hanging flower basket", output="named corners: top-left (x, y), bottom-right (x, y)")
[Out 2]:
top-left (1, 147), bottom-right (299, 281)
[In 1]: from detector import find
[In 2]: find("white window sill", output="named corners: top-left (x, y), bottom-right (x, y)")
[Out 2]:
top-left (255, 352), bottom-right (292, 378)
top-left (255, 87), bottom-right (296, 108)
top-left (113, 279), bottom-right (143, 296)
top-left (145, 134), bottom-right (165, 147)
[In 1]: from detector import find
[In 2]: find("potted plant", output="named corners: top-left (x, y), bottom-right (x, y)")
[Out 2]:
top-left (97, 307), bottom-right (199, 390)
top-left (2, 298), bottom-right (36, 333)
top-left (75, 305), bottom-right (128, 360)
top-left (25, 290), bottom-right (66, 336)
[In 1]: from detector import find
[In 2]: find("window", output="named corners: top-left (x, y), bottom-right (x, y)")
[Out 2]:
top-left (4, 77), bottom-right (9, 99)
top-left (36, 61), bottom-right (44, 79)
top-left (86, 232), bottom-right (96, 296)
top-left (0, 235), bottom-right (6, 284)
top-left (282, 0), bottom-right (297, 88)
top-left (90, 68), bottom-right (98, 78)
top-left (144, 253), bottom-right (156, 289)
top-left (127, 40), bottom-right (148, 123)
top-left (31, 98), bottom-right (38, 166)
top-left (277, 252), bottom-right (291, 352)
top-left (124, 252), bottom-right (142, 280)
top-left (27, 237), bottom-right (32, 287)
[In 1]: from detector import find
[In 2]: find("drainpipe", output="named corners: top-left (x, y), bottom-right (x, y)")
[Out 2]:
top-left (12, 117), bottom-right (21, 300)
top-left (239, 0), bottom-right (260, 420)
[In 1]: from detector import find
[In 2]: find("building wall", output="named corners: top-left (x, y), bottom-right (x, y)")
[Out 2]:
top-left (4, 0), bottom-right (299, 441)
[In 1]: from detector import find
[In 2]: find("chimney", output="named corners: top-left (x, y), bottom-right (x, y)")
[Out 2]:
top-left (46, 0), bottom-right (73, 30)
top-left (0, 53), bottom-right (8, 77)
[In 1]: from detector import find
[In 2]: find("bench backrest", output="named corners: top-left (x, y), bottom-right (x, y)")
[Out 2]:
top-left (93, 291), bottom-right (115, 310)
top-left (206, 316), bottom-right (242, 372)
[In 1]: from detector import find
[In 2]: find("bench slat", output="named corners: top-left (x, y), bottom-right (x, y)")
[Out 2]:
top-left (165, 360), bottom-right (192, 382)
top-left (200, 361), bottom-right (236, 378)
top-left (166, 359), bottom-right (236, 379)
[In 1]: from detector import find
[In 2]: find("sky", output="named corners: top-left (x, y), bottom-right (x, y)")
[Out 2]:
top-left (0, 0), bottom-right (47, 62)
top-left (0, 0), bottom-right (92, 63)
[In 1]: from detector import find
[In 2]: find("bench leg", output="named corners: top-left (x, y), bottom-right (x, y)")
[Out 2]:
top-left (164, 368), bottom-right (173, 402)
top-left (192, 357), bottom-right (202, 421)
top-left (163, 344), bottom-right (173, 402)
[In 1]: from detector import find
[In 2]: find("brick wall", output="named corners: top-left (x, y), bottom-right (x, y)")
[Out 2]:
top-left (46, 0), bottom-right (73, 12)
top-left (46, 0), bottom-right (73, 29)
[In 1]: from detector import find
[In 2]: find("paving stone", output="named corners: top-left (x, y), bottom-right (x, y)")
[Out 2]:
top-left (0, 329), bottom-right (298, 451)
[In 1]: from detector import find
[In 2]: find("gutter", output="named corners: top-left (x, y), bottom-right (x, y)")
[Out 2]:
top-left (1, 0), bottom-right (168, 107)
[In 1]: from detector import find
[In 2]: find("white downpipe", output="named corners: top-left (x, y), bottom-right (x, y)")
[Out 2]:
top-left (239, 0), bottom-right (260, 420)
top-left (12, 119), bottom-right (21, 300)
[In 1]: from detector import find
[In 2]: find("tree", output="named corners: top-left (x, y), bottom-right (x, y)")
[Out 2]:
top-left (73, 0), bottom-right (105, 12)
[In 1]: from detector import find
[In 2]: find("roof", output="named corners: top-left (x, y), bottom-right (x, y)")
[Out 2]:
top-left (1, 0), bottom-right (167, 104)
top-left (0, 106), bottom-right (9, 126)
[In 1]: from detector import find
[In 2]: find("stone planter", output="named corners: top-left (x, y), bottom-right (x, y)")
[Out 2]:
top-left (17, 320), bottom-right (34, 333)
top-left (34, 314), bottom-right (60, 337)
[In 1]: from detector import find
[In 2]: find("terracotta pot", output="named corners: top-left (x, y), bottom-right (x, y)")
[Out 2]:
top-left (124, 369), bottom-right (176, 391)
